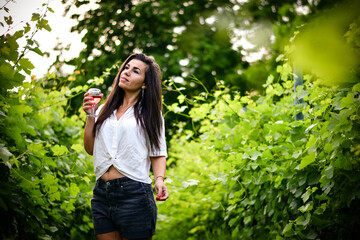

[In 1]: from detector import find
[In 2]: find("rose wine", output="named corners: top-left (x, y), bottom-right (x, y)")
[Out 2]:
top-left (92, 95), bottom-right (102, 104)
top-left (87, 88), bottom-right (102, 117)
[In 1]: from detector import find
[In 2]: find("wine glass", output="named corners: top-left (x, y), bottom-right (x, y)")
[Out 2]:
top-left (87, 88), bottom-right (102, 117)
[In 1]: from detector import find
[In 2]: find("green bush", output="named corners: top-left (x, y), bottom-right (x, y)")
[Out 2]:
top-left (156, 66), bottom-right (360, 239)
top-left (0, 4), bottom-right (97, 238)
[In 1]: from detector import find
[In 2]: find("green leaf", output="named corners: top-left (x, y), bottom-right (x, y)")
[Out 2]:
top-left (189, 103), bottom-right (211, 121)
top-left (306, 135), bottom-right (317, 152)
top-left (299, 152), bottom-right (316, 170)
top-left (83, 176), bottom-right (91, 184)
top-left (324, 164), bottom-right (333, 179)
top-left (49, 191), bottom-right (61, 201)
top-left (60, 199), bottom-right (76, 213)
top-left (250, 151), bottom-right (261, 160)
top-left (0, 63), bottom-right (15, 80)
top-left (352, 83), bottom-right (360, 92)
top-left (69, 183), bottom-right (80, 198)
top-left (71, 143), bottom-right (83, 152)
top-left (228, 217), bottom-right (238, 227)
top-left (243, 215), bottom-right (252, 225)
top-left (27, 143), bottom-right (47, 156)
top-left (4, 15), bottom-right (13, 25)
top-left (19, 58), bottom-right (35, 70)
top-left (340, 93), bottom-right (354, 108)
top-left (38, 18), bottom-right (52, 31)
top-left (292, 150), bottom-right (302, 159)
top-left (24, 22), bottom-right (31, 33)
top-left (4, 127), bottom-right (25, 151)
top-left (29, 46), bottom-right (44, 56)
top-left (299, 202), bottom-right (313, 212)
top-left (13, 72), bottom-right (25, 85)
top-left (301, 191), bottom-right (311, 203)
top-left (327, 117), bottom-right (339, 131)
top-left (1, 46), bottom-right (11, 57)
top-left (305, 230), bottom-right (318, 239)
top-left (282, 222), bottom-right (293, 234)
top-left (31, 13), bottom-right (40, 21)
top-left (52, 145), bottom-right (68, 156)
top-left (42, 174), bottom-right (57, 185)
top-left (0, 143), bottom-right (13, 162)
top-left (11, 104), bottom-right (32, 116)
top-left (177, 95), bottom-right (186, 104)
top-left (182, 179), bottom-right (199, 188)
top-left (296, 213), bottom-right (311, 226)
top-left (188, 225), bottom-right (205, 234)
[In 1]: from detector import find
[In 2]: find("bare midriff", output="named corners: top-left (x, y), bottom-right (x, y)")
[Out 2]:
top-left (100, 165), bottom-right (126, 180)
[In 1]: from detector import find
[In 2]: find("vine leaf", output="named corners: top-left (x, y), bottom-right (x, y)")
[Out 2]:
top-left (52, 145), bottom-right (69, 156)
top-left (0, 143), bottom-right (13, 162)
top-left (299, 152), bottom-right (316, 170)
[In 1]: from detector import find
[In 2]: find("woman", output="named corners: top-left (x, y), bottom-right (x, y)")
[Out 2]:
top-left (83, 53), bottom-right (169, 240)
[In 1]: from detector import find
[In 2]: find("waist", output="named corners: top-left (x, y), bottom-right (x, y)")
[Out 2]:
top-left (100, 165), bottom-right (126, 181)
top-left (96, 176), bottom-right (133, 187)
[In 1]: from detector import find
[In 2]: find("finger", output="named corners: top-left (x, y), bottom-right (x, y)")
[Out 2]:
top-left (83, 102), bottom-right (94, 107)
top-left (154, 185), bottom-right (161, 196)
top-left (156, 195), bottom-right (166, 201)
top-left (83, 100), bottom-right (93, 106)
top-left (83, 106), bottom-right (93, 112)
top-left (155, 185), bottom-right (163, 200)
top-left (161, 188), bottom-right (169, 200)
top-left (84, 96), bottom-right (94, 102)
top-left (156, 186), bottom-right (168, 201)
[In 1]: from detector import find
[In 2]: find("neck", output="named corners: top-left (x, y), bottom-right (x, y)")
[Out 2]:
top-left (122, 91), bottom-right (140, 107)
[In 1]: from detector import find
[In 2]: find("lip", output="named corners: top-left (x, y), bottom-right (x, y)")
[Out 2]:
top-left (120, 76), bottom-right (129, 82)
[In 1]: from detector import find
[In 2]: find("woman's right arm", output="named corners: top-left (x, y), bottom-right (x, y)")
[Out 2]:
top-left (83, 92), bottom-right (102, 155)
top-left (83, 117), bottom-right (95, 155)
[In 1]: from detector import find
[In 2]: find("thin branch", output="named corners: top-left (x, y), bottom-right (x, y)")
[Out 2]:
top-left (189, 75), bottom-right (210, 94)
top-left (0, 0), bottom-right (14, 10)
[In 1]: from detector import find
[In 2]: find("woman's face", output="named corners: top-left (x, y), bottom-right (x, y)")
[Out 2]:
top-left (118, 59), bottom-right (148, 93)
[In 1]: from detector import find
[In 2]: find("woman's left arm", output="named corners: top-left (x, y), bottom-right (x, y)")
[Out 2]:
top-left (151, 156), bottom-right (169, 201)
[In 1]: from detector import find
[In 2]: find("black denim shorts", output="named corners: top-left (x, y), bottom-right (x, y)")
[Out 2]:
top-left (91, 177), bottom-right (157, 238)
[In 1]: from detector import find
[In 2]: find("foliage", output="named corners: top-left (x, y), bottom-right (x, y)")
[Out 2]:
top-left (156, 67), bottom-right (360, 239)
top-left (155, 14), bottom-right (360, 239)
top-left (61, 0), bottom-right (344, 116)
top-left (0, 2), bottom-right (98, 239)
top-left (0, 0), bottom-right (49, 97)
top-left (63, 0), bottom-right (241, 89)
top-left (60, 0), bottom-right (348, 147)
top-left (1, 0), bottom-right (359, 239)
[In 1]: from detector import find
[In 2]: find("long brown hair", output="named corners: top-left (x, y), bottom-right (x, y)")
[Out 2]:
top-left (94, 53), bottom-right (163, 151)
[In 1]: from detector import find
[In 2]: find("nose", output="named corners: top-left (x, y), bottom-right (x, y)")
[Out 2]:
top-left (124, 69), bottom-right (130, 76)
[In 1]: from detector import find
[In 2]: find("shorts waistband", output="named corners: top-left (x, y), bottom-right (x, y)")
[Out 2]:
top-left (97, 177), bottom-right (133, 186)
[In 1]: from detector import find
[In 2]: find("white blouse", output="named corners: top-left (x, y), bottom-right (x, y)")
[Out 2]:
top-left (93, 105), bottom-right (167, 184)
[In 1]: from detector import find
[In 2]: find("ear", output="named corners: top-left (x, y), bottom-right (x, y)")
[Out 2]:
top-left (141, 83), bottom-right (147, 89)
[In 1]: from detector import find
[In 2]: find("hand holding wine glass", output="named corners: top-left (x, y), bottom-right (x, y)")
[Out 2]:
top-left (83, 88), bottom-right (103, 118)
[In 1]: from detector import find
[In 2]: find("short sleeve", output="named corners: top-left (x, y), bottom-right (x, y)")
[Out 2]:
top-left (149, 115), bottom-right (167, 158)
